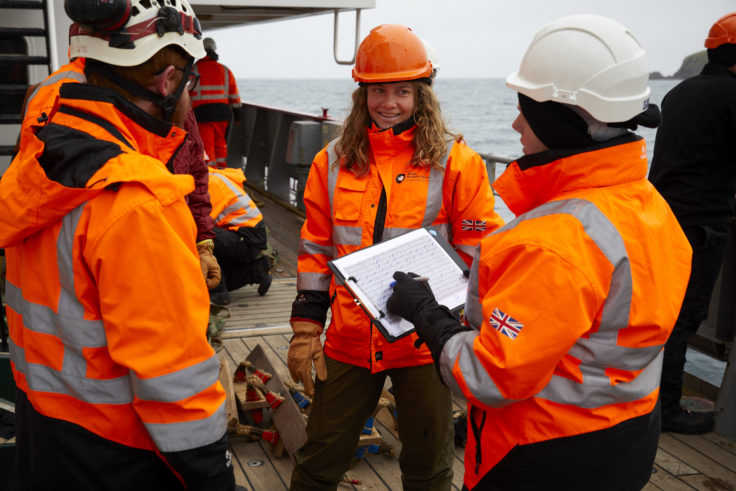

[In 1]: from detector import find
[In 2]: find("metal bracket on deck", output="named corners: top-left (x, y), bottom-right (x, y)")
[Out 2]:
top-left (332, 9), bottom-right (362, 66)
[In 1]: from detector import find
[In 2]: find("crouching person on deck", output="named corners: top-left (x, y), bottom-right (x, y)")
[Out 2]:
top-left (387, 15), bottom-right (692, 490)
top-left (0, 0), bottom-right (235, 489)
top-left (287, 24), bottom-right (504, 491)
top-left (207, 166), bottom-right (273, 305)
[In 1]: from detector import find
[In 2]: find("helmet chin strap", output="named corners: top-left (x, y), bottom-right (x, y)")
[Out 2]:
top-left (86, 57), bottom-right (193, 123)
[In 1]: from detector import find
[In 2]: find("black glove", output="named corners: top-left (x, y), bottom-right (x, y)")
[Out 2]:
top-left (386, 271), bottom-right (437, 325)
top-left (387, 271), bottom-right (471, 364)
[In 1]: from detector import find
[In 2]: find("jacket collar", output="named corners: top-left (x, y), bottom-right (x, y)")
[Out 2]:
top-left (367, 122), bottom-right (416, 159)
top-left (493, 134), bottom-right (648, 216)
top-left (57, 83), bottom-right (187, 168)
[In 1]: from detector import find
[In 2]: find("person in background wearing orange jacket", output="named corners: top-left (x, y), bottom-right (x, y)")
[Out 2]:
top-left (387, 15), bottom-right (692, 490)
top-left (0, 0), bottom-right (235, 488)
top-left (207, 167), bottom-right (273, 305)
top-left (190, 37), bottom-right (242, 168)
top-left (287, 24), bottom-right (504, 490)
top-left (18, 56), bottom-right (221, 293)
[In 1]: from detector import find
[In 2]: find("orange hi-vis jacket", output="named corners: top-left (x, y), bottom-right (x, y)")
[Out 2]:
top-left (296, 124), bottom-right (504, 372)
top-left (208, 166), bottom-right (263, 230)
top-left (190, 56), bottom-right (241, 123)
top-left (0, 84), bottom-right (227, 455)
top-left (437, 136), bottom-right (692, 489)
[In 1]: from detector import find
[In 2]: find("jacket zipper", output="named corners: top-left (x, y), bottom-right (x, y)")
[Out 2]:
top-left (369, 186), bottom-right (387, 371)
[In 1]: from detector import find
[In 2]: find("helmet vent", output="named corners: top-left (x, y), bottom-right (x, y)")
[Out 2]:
top-left (139, 0), bottom-right (152, 9)
top-left (131, 6), bottom-right (140, 17)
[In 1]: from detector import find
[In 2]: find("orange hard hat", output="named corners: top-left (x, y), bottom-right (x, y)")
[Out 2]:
top-left (705, 12), bottom-right (736, 49)
top-left (352, 24), bottom-right (432, 83)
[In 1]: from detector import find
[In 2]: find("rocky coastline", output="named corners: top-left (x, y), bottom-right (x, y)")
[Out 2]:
top-left (650, 50), bottom-right (707, 80)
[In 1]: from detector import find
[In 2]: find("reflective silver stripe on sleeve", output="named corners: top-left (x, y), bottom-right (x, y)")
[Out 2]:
top-left (299, 238), bottom-right (333, 258)
top-left (440, 330), bottom-right (517, 408)
top-left (297, 239), bottom-right (333, 290)
top-left (131, 354), bottom-right (221, 403)
top-left (145, 401), bottom-right (228, 452)
top-left (421, 141), bottom-right (452, 228)
top-left (464, 246), bottom-right (483, 329)
top-left (334, 225), bottom-right (362, 246)
top-left (297, 272), bottom-right (331, 291)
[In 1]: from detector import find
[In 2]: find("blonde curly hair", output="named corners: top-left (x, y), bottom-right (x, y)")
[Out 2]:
top-left (335, 82), bottom-right (462, 176)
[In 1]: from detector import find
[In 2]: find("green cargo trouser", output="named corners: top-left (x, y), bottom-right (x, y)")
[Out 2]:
top-left (290, 356), bottom-right (454, 491)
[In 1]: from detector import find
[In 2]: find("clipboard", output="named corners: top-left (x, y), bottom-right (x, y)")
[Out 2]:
top-left (328, 227), bottom-right (470, 342)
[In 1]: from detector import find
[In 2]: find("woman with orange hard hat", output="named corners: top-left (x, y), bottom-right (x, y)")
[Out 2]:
top-left (287, 24), bottom-right (504, 490)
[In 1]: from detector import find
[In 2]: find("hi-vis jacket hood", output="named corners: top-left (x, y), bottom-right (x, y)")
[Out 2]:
top-left (440, 135), bottom-right (692, 489)
top-left (0, 83), bottom-right (193, 246)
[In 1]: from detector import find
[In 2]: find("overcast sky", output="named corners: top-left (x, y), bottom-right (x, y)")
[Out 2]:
top-left (207, 0), bottom-right (734, 79)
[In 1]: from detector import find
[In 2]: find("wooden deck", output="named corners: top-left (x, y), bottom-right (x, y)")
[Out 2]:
top-left (220, 279), bottom-right (736, 490)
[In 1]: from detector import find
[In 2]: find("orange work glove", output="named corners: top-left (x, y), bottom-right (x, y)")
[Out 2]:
top-left (287, 320), bottom-right (327, 396)
top-left (197, 239), bottom-right (222, 289)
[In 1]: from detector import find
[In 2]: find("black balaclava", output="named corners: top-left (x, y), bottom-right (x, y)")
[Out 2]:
top-left (707, 43), bottom-right (736, 67)
top-left (518, 93), bottom-right (596, 149)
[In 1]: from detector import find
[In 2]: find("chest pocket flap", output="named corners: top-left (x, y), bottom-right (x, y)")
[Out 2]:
top-left (334, 173), bottom-right (368, 222)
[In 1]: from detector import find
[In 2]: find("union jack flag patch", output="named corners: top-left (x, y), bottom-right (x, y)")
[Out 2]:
top-left (489, 308), bottom-right (524, 340)
top-left (462, 219), bottom-right (487, 231)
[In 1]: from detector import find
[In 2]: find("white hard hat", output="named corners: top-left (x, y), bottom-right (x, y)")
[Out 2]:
top-left (506, 14), bottom-right (651, 123)
top-left (204, 37), bottom-right (217, 52)
top-left (68, 0), bottom-right (206, 66)
top-left (421, 39), bottom-right (440, 71)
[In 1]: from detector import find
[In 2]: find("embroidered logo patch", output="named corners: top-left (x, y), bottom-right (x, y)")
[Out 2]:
top-left (462, 219), bottom-right (487, 231)
top-left (489, 308), bottom-right (524, 340)
top-left (396, 174), bottom-right (405, 183)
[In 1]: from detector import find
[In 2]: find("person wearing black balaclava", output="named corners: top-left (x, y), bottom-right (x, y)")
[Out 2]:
top-left (649, 12), bottom-right (736, 435)
top-left (386, 14), bottom-right (692, 490)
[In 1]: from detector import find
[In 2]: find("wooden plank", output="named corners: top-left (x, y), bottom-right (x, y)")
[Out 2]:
top-left (703, 431), bottom-right (736, 457)
top-left (658, 433), bottom-right (736, 489)
top-left (647, 462), bottom-right (696, 491)
top-left (680, 474), bottom-right (731, 490)
top-left (229, 433), bottom-right (289, 490)
top-left (341, 456), bottom-right (394, 490)
top-left (654, 447), bottom-right (698, 476)
top-left (670, 432), bottom-right (736, 476)
top-left (221, 326), bottom-right (292, 339)
top-left (642, 482), bottom-right (663, 491)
